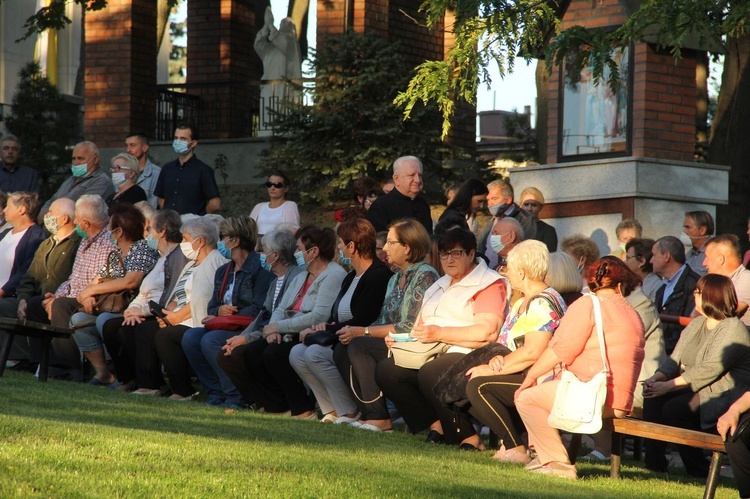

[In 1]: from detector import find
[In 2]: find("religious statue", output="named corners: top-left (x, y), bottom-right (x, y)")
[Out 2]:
top-left (254, 7), bottom-right (302, 81)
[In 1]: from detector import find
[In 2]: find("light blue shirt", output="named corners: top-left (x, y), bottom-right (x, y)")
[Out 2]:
top-left (685, 246), bottom-right (707, 277)
top-left (137, 159), bottom-right (161, 209)
top-left (661, 264), bottom-right (687, 307)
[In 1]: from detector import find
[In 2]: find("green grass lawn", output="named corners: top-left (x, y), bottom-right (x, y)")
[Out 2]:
top-left (0, 371), bottom-right (738, 498)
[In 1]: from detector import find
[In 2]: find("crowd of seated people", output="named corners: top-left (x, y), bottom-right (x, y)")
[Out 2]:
top-left (6, 165), bottom-right (750, 497)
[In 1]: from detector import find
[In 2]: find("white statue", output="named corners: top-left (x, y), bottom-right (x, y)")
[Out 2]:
top-left (254, 7), bottom-right (302, 81)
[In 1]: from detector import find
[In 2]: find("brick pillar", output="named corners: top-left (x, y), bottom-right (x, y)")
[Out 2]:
top-left (545, 0), bottom-right (696, 163)
top-left (84, 0), bottom-right (157, 148)
top-left (187, 0), bottom-right (260, 139)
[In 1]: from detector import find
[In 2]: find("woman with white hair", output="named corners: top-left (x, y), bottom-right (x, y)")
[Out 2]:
top-left (133, 216), bottom-right (227, 399)
top-left (458, 240), bottom-right (567, 460)
top-left (106, 153), bottom-right (147, 207)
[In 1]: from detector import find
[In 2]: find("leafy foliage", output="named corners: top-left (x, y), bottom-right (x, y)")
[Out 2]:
top-left (260, 32), bottom-right (466, 205)
top-left (2, 62), bottom-right (77, 198)
top-left (397, 0), bottom-right (748, 136)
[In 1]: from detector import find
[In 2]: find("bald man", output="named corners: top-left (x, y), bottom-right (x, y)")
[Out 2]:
top-left (702, 234), bottom-right (750, 325)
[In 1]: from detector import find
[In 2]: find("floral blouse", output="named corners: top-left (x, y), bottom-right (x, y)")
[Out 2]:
top-left (373, 261), bottom-right (439, 334)
top-left (498, 287), bottom-right (567, 351)
top-left (99, 239), bottom-right (160, 279)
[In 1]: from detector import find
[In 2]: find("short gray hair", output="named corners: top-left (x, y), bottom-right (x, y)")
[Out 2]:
top-left (182, 217), bottom-right (218, 248)
top-left (497, 216), bottom-right (524, 240)
top-left (75, 194), bottom-right (108, 223)
top-left (111, 153), bottom-right (140, 181)
top-left (507, 239), bottom-right (549, 281)
top-left (50, 197), bottom-right (75, 221)
top-left (655, 235), bottom-right (686, 264)
top-left (261, 229), bottom-right (298, 266)
top-left (76, 140), bottom-right (99, 158)
top-left (133, 201), bottom-right (156, 223)
top-left (487, 179), bottom-right (513, 199)
top-left (393, 156), bottom-right (422, 175)
top-left (1, 134), bottom-right (20, 150)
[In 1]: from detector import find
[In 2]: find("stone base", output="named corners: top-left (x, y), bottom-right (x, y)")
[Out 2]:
top-left (509, 156), bottom-right (729, 254)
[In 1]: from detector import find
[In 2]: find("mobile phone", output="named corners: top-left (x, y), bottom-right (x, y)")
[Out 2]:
top-left (148, 300), bottom-right (172, 326)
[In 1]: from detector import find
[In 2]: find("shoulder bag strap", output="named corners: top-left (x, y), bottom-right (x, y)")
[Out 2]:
top-left (589, 292), bottom-right (610, 374)
top-left (218, 263), bottom-right (232, 300)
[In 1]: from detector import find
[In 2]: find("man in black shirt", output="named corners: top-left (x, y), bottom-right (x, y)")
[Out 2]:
top-left (154, 123), bottom-right (221, 215)
top-left (366, 156), bottom-right (432, 234)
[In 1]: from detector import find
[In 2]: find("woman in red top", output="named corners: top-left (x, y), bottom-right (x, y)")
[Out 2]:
top-left (515, 257), bottom-right (645, 479)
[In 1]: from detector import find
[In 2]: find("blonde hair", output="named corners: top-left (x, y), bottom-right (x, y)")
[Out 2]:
top-left (389, 218), bottom-right (432, 263)
top-left (507, 240), bottom-right (549, 281)
top-left (520, 187), bottom-right (545, 205)
top-left (110, 153), bottom-right (140, 181)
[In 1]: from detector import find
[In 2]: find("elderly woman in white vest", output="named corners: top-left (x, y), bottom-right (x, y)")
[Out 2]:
top-left (375, 228), bottom-right (508, 446)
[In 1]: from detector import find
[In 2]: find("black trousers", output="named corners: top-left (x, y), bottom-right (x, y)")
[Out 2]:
top-left (643, 389), bottom-right (711, 477)
top-left (376, 353), bottom-right (475, 443)
top-left (334, 337), bottom-right (389, 421)
top-left (243, 338), bottom-right (314, 415)
top-left (725, 412), bottom-right (750, 498)
top-left (466, 373), bottom-right (526, 448)
top-left (134, 320), bottom-right (194, 395)
top-left (27, 295), bottom-right (80, 369)
top-left (216, 343), bottom-right (257, 405)
top-left (102, 316), bottom-right (148, 384)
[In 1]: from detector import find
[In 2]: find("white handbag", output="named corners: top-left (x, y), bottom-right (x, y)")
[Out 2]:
top-left (547, 293), bottom-right (609, 434)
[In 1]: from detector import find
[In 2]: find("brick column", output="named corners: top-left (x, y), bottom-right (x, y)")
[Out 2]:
top-left (187, 0), bottom-right (260, 139)
top-left (545, 0), bottom-right (696, 163)
top-left (84, 0), bottom-right (157, 148)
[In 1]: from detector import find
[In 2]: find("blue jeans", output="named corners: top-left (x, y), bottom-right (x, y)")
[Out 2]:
top-left (71, 312), bottom-right (124, 352)
top-left (182, 327), bottom-right (241, 404)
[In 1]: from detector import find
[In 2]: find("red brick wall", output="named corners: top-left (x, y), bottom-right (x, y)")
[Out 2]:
top-left (546, 0), bottom-right (695, 163)
top-left (187, 0), bottom-right (260, 139)
top-left (84, 0), bottom-right (156, 148)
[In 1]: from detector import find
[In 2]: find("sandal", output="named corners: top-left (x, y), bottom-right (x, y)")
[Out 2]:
top-left (320, 413), bottom-right (338, 424)
top-left (493, 446), bottom-right (532, 464)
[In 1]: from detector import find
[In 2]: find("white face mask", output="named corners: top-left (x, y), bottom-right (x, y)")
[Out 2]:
top-left (679, 232), bottom-right (694, 247)
top-left (112, 172), bottom-right (128, 189)
top-left (180, 240), bottom-right (200, 261)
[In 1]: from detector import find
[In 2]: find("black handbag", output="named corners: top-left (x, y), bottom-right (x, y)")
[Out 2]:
top-left (303, 330), bottom-right (339, 347)
top-left (432, 343), bottom-right (512, 408)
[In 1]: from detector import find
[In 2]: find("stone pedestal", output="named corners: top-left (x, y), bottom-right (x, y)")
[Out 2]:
top-left (257, 81), bottom-right (301, 136)
top-left (509, 157), bottom-right (729, 254)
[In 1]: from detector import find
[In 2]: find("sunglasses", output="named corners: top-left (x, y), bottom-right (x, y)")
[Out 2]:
top-left (266, 182), bottom-right (286, 189)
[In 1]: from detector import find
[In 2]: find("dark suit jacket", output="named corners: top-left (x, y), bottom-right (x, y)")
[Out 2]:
top-left (0, 225), bottom-right (48, 296)
top-left (533, 220), bottom-right (558, 253)
top-left (366, 189), bottom-right (433, 235)
top-left (654, 264), bottom-right (701, 355)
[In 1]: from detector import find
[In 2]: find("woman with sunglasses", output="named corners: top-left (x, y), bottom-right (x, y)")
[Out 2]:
top-left (250, 171), bottom-right (300, 237)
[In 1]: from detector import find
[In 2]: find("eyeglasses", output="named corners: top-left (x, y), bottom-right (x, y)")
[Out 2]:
top-left (111, 165), bottom-right (129, 172)
top-left (266, 182), bottom-right (286, 189)
top-left (384, 240), bottom-right (402, 247)
top-left (625, 255), bottom-right (638, 260)
top-left (439, 249), bottom-right (467, 260)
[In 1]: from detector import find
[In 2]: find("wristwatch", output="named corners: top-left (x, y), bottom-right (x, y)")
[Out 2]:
top-left (364, 327), bottom-right (371, 337)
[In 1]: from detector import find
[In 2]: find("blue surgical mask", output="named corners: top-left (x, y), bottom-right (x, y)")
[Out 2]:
top-left (108, 230), bottom-right (118, 246)
top-left (74, 224), bottom-right (88, 239)
top-left (339, 249), bottom-right (351, 267)
top-left (172, 139), bottom-right (191, 155)
top-left (490, 234), bottom-right (506, 254)
top-left (71, 163), bottom-right (88, 178)
top-left (217, 240), bottom-right (232, 259)
top-left (146, 233), bottom-right (159, 251)
top-left (294, 250), bottom-right (306, 266)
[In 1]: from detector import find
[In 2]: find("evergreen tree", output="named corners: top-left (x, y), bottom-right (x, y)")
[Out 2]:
top-left (3, 61), bottom-right (77, 198)
top-left (260, 32), bottom-right (467, 204)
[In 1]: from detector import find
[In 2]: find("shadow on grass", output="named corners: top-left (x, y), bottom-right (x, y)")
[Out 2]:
top-left (577, 459), bottom-right (736, 491)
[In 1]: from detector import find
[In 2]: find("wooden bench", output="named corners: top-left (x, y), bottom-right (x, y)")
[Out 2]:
top-left (569, 418), bottom-right (725, 499)
top-left (0, 317), bottom-right (75, 382)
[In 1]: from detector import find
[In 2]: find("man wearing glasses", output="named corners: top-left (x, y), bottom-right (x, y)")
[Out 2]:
top-left (154, 123), bottom-right (221, 215)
